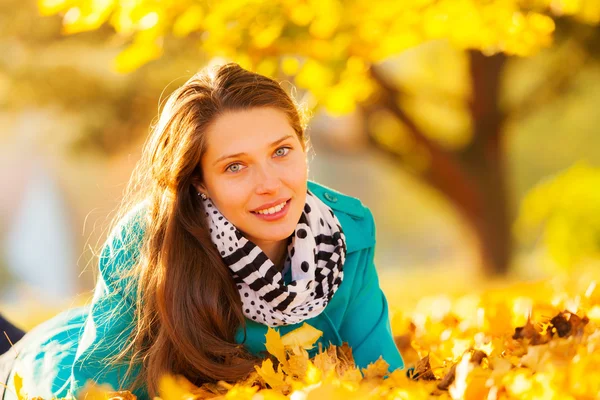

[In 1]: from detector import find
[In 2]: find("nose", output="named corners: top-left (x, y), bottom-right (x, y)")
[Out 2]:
top-left (253, 162), bottom-right (281, 195)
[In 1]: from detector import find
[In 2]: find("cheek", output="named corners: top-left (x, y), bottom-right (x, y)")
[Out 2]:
top-left (208, 180), bottom-right (250, 218)
top-left (285, 151), bottom-right (308, 183)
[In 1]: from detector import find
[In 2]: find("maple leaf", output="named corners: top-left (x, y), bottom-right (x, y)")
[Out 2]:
top-left (264, 327), bottom-right (287, 366)
top-left (281, 323), bottom-right (323, 350)
top-left (361, 357), bottom-right (390, 380)
top-left (312, 345), bottom-right (338, 375)
top-left (283, 351), bottom-right (309, 380)
top-left (411, 354), bottom-right (437, 381)
top-left (339, 367), bottom-right (363, 384)
top-left (334, 342), bottom-right (355, 377)
top-left (254, 359), bottom-right (287, 391)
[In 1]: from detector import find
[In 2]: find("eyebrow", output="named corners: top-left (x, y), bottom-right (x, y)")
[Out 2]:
top-left (213, 134), bottom-right (295, 166)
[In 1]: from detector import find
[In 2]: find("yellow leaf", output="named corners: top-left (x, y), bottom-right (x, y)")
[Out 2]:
top-left (157, 374), bottom-right (197, 400)
top-left (281, 56), bottom-right (300, 75)
top-left (37, 0), bottom-right (69, 16)
top-left (224, 384), bottom-right (258, 399)
top-left (77, 381), bottom-right (120, 400)
top-left (340, 367), bottom-right (363, 383)
top-left (172, 5), bottom-right (204, 38)
top-left (62, 2), bottom-right (113, 35)
top-left (283, 348), bottom-right (309, 380)
top-left (254, 359), bottom-right (286, 390)
top-left (361, 357), bottom-right (390, 380)
top-left (265, 327), bottom-right (287, 364)
top-left (312, 347), bottom-right (338, 374)
top-left (252, 389), bottom-right (289, 399)
top-left (281, 323), bottom-right (323, 350)
top-left (113, 39), bottom-right (163, 74)
top-left (13, 372), bottom-right (25, 400)
top-left (304, 360), bottom-right (322, 385)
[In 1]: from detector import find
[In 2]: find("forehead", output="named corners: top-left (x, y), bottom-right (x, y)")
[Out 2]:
top-left (204, 107), bottom-right (296, 158)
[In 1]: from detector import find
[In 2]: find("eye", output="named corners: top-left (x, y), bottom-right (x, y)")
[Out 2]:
top-left (274, 146), bottom-right (291, 157)
top-left (226, 163), bottom-right (244, 173)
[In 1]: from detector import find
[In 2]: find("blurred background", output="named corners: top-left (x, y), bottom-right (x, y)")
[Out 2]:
top-left (1, 0), bottom-right (600, 328)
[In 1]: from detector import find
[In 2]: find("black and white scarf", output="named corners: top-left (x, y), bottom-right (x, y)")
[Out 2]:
top-left (201, 190), bottom-right (347, 327)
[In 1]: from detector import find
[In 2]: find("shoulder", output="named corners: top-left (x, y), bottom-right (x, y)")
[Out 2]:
top-left (99, 200), bottom-right (149, 295)
top-left (103, 200), bottom-right (148, 255)
top-left (307, 180), bottom-right (375, 253)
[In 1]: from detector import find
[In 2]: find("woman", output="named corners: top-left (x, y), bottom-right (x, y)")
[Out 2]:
top-left (0, 63), bottom-right (404, 400)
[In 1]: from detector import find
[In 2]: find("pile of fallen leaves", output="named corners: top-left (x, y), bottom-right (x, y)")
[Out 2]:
top-left (13, 272), bottom-right (600, 399)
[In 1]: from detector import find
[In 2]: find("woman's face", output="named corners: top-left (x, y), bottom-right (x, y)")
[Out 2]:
top-left (198, 107), bottom-right (308, 246)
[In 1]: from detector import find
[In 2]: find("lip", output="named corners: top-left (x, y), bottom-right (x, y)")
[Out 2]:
top-left (251, 199), bottom-right (291, 221)
top-left (250, 198), bottom-right (291, 213)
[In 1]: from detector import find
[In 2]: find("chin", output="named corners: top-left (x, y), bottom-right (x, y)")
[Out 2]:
top-left (256, 225), bottom-right (296, 242)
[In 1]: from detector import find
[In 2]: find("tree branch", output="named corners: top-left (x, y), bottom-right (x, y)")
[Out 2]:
top-left (367, 65), bottom-right (484, 216)
top-left (509, 38), bottom-right (590, 123)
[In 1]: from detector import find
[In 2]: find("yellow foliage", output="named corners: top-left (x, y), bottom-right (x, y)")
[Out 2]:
top-left (12, 268), bottom-right (600, 399)
top-left (264, 327), bottom-right (286, 366)
top-left (360, 357), bottom-right (389, 380)
top-left (37, 0), bottom-right (600, 115)
top-left (158, 375), bottom-right (197, 400)
top-left (113, 39), bottom-right (163, 74)
top-left (13, 372), bottom-right (25, 400)
top-left (516, 162), bottom-right (600, 270)
top-left (280, 322), bottom-right (322, 350)
top-left (254, 359), bottom-right (286, 390)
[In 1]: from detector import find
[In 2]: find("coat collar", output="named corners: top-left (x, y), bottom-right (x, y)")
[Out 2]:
top-left (307, 180), bottom-right (374, 254)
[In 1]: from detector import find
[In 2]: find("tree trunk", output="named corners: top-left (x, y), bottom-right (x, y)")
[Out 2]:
top-left (459, 50), bottom-right (511, 277)
top-left (367, 50), bottom-right (511, 276)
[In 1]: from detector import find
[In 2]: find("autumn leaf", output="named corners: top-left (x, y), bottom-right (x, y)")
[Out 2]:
top-left (264, 327), bottom-right (287, 365)
top-left (312, 345), bottom-right (338, 374)
top-left (411, 354), bottom-right (437, 381)
top-left (304, 361), bottom-right (322, 385)
top-left (158, 374), bottom-right (197, 400)
top-left (334, 342), bottom-right (355, 377)
top-left (13, 373), bottom-right (25, 400)
top-left (12, 272), bottom-right (600, 399)
top-left (78, 382), bottom-right (135, 400)
top-left (280, 323), bottom-right (323, 350)
top-left (254, 359), bottom-right (287, 391)
top-left (550, 310), bottom-right (589, 338)
top-left (512, 316), bottom-right (551, 345)
top-left (361, 357), bottom-right (390, 380)
top-left (283, 350), bottom-right (309, 380)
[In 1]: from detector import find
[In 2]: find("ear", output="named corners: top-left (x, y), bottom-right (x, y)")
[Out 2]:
top-left (191, 178), bottom-right (208, 197)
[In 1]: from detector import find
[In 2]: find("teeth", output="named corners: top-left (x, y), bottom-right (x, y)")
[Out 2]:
top-left (255, 201), bottom-right (287, 215)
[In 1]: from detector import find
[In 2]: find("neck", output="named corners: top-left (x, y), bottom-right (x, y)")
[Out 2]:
top-left (255, 237), bottom-right (289, 272)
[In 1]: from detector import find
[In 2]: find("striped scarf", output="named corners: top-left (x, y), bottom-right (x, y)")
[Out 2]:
top-left (202, 190), bottom-right (347, 327)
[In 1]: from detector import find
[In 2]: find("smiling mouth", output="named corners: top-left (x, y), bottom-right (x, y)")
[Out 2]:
top-left (250, 199), bottom-right (291, 215)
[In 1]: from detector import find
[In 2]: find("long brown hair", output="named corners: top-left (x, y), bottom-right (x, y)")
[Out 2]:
top-left (104, 63), bottom-right (310, 396)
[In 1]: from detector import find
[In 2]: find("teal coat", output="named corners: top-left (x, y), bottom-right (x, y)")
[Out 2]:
top-left (0, 181), bottom-right (404, 399)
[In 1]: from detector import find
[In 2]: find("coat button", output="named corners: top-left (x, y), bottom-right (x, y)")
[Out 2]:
top-left (323, 192), bottom-right (338, 203)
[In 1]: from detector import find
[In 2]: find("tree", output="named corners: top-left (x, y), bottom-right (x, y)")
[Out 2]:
top-left (36, 0), bottom-right (600, 275)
